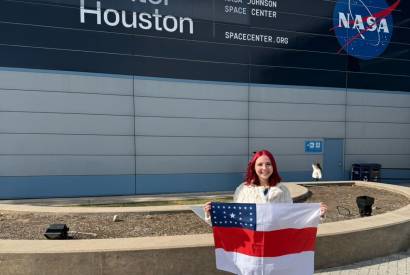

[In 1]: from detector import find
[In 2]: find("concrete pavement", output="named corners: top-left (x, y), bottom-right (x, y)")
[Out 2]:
top-left (316, 249), bottom-right (409, 274)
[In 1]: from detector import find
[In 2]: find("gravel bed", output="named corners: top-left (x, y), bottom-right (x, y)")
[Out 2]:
top-left (303, 185), bottom-right (409, 222)
top-left (0, 185), bottom-right (408, 240)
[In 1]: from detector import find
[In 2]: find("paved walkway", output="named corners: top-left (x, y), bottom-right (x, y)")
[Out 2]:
top-left (316, 249), bottom-right (410, 275)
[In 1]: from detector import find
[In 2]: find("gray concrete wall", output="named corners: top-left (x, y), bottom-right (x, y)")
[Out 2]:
top-left (249, 85), bottom-right (346, 173)
top-left (0, 247), bottom-right (225, 275)
top-left (0, 69), bottom-right (134, 178)
top-left (345, 89), bottom-right (410, 169)
top-left (1, 67), bottom-right (409, 197)
top-left (133, 77), bottom-right (249, 175)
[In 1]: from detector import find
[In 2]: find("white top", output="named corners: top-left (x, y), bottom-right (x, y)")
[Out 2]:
top-left (233, 182), bottom-right (293, 204)
top-left (312, 164), bottom-right (322, 179)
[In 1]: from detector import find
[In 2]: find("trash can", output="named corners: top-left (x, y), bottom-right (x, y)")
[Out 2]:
top-left (351, 163), bottom-right (381, 182)
top-left (356, 196), bottom-right (375, 216)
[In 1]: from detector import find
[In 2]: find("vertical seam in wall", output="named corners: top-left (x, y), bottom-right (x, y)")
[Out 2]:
top-left (344, 57), bottom-right (349, 178)
top-left (132, 76), bottom-right (137, 194)
top-left (212, 0), bottom-right (215, 37)
top-left (247, 49), bottom-right (251, 161)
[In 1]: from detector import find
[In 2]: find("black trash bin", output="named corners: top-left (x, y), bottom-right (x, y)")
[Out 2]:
top-left (351, 163), bottom-right (381, 182)
top-left (44, 224), bottom-right (69, 240)
top-left (356, 196), bottom-right (375, 217)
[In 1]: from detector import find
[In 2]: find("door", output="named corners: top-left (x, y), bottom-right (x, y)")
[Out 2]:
top-left (323, 139), bottom-right (344, 180)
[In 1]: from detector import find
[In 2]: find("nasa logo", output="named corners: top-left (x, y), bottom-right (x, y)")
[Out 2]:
top-left (332, 0), bottom-right (400, 60)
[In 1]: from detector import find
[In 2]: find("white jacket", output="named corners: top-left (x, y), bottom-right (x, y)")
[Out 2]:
top-left (233, 182), bottom-right (293, 204)
top-left (205, 182), bottom-right (292, 223)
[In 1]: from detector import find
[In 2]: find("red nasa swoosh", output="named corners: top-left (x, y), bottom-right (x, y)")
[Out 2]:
top-left (331, 0), bottom-right (400, 53)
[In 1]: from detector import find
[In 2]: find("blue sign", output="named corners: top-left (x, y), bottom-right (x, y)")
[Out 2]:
top-left (332, 0), bottom-right (399, 60)
top-left (305, 141), bottom-right (323, 153)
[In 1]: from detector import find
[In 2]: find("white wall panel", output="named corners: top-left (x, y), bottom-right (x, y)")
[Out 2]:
top-left (275, 155), bottom-right (323, 171)
top-left (135, 156), bottom-right (248, 174)
top-left (134, 97), bottom-right (247, 119)
top-left (0, 69), bottom-right (133, 95)
top-left (135, 117), bottom-right (248, 137)
top-left (0, 113), bottom-right (133, 135)
top-left (0, 90), bottom-right (133, 115)
top-left (0, 156), bottom-right (134, 176)
top-left (134, 77), bottom-right (249, 101)
top-left (347, 89), bottom-right (410, 107)
top-left (135, 137), bottom-right (247, 155)
top-left (345, 90), bottom-right (410, 173)
top-left (250, 121), bottom-right (345, 138)
top-left (347, 106), bottom-right (410, 123)
top-left (0, 135), bottom-right (134, 155)
top-left (346, 139), bottom-right (410, 155)
top-left (347, 122), bottom-right (410, 139)
top-left (250, 102), bottom-right (345, 121)
top-left (250, 85), bottom-right (346, 104)
top-left (250, 138), bottom-right (321, 155)
top-left (0, 68), bottom-right (408, 183)
top-left (345, 155), bottom-right (410, 169)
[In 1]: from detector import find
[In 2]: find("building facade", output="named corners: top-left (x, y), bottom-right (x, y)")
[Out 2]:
top-left (0, 0), bottom-right (409, 198)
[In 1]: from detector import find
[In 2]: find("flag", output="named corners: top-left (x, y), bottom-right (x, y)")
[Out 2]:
top-left (210, 202), bottom-right (321, 275)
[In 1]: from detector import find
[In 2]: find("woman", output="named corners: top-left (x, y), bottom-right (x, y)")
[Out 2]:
top-left (204, 150), bottom-right (327, 219)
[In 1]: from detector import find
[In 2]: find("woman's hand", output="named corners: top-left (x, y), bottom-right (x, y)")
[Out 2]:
top-left (203, 201), bottom-right (212, 217)
top-left (320, 202), bottom-right (328, 217)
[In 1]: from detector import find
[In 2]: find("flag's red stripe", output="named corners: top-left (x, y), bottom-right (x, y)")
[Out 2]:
top-left (213, 227), bottom-right (317, 258)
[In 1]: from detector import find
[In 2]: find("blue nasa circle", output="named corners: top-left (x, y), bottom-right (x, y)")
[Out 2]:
top-left (333, 0), bottom-right (394, 60)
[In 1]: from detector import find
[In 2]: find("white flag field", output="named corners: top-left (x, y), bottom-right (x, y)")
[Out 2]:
top-left (210, 202), bottom-right (321, 275)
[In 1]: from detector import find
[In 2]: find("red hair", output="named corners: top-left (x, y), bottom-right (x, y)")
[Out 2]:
top-left (245, 150), bottom-right (281, 186)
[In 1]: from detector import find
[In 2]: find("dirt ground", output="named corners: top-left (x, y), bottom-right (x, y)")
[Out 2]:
top-left (303, 185), bottom-right (409, 222)
top-left (0, 184), bottom-right (408, 240)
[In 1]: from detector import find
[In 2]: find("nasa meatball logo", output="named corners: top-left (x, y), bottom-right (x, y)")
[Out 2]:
top-left (332, 0), bottom-right (400, 60)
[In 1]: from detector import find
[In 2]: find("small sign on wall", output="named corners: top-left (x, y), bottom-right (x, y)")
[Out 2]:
top-left (305, 140), bottom-right (323, 153)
